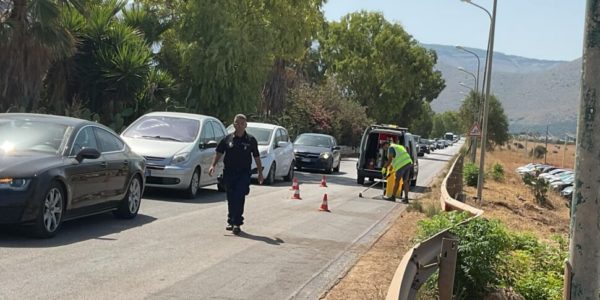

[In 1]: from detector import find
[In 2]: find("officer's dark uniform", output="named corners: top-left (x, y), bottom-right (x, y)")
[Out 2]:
top-left (216, 132), bottom-right (259, 227)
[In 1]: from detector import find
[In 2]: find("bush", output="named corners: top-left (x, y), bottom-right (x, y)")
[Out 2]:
top-left (490, 162), bottom-right (505, 182)
top-left (522, 173), bottom-right (551, 208)
top-left (463, 162), bottom-right (479, 187)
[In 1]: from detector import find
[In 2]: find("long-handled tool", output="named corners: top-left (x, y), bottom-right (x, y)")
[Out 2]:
top-left (358, 173), bottom-right (390, 198)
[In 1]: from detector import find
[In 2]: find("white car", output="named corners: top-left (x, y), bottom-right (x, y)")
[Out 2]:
top-left (227, 122), bottom-right (295, 185)
top-left (121, 112), bottom-right (227, 198)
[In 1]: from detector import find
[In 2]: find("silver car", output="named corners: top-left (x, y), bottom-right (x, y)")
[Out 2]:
top-left (121, 112), bottom-right (226, 198)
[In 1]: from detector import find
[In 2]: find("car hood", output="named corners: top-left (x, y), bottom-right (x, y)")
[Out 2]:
top-left (293, 145), bottom-right (329, 154)
top-left (0, 152), bottom-right (64, 177)
top-left (122, 137), bottom-right (191, 157)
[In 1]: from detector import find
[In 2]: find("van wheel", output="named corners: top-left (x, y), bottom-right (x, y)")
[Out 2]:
top-left (357, 176), bottom-right (365, 185)
top-left (184, 168), bottom-right (200, 199)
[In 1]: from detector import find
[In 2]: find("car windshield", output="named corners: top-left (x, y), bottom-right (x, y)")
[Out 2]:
top-left (0, 119), bottom-right (69, 154)
top-left (245, 127), bottom-right (273, 145)
top-left (122, 116), bottom-right (200, 143)
top-left (294, 135), bottom-right (332, 148)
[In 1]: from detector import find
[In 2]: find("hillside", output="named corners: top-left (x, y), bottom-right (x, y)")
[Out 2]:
top-left (425, 44), bottom-right (581, 135)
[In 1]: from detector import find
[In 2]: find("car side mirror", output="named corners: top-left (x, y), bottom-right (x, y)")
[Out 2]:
top-left (200, 140), bottom-right (218, 149)
top-left (277, 141), bottom-right (289, 148)
top-left (333, 146), bottom-right (341, 151)
top-left (76, 148), bottom-right (101, 163)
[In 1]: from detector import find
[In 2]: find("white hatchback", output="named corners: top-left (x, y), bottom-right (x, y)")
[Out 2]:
top-left (227, 122), bottom-right (295, 185)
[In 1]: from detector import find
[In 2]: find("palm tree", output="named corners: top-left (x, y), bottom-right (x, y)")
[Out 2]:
top-left (0, 0), bottom-right (83, 112)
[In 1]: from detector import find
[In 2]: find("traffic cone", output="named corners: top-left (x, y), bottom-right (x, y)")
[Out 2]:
top-left (291, 183), bottom-right (301, 200)
top-left (320, 175), bottom-right (327, 187)
top-left (319, 193), bottom-right (331, 212)
top-left (290, 178), bottom-right (299, 190)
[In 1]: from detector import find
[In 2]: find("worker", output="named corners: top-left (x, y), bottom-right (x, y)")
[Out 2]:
top-left (381, 140), bottom-right (413, 203)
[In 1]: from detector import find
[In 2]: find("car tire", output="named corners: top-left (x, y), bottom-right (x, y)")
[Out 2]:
top-left (31, 181), bottom-right (65, 238)
top-left (325, 160), bottom-right (333, 174)
top-left (184, 168), bottom-right (200, 199)
top-left (357, 176), bottom-right (365, 185)
top-left (333, 160), bottom-right (340, 173)
top-left (264, 163), bottom-right (276, 185)
top-left (114, 175), bottom-right (142, 219)
top-left (283, 161), bottom-right (295, 182)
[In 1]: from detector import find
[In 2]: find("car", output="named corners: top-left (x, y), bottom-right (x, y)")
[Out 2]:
top-left (356, 124), bottom-right (419, 186)
top-left (227, 122), bottom-right (295, 185)
top-left (121, 112), bottom-right (227, 198)
top-left (293, 133), bottom-right (341, 173)
top-left (0, 113), bottom-right (145, 238)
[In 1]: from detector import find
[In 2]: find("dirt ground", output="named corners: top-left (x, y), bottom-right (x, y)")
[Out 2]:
top-left (322, 141), bottom-right (573, 299)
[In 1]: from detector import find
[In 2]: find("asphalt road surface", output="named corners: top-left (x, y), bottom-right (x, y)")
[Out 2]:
top-left (0, 142), bottom-right (462, 300)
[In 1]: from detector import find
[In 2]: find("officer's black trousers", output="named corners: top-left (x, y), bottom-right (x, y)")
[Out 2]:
top-left (224, 169), bottom-right (251, 226)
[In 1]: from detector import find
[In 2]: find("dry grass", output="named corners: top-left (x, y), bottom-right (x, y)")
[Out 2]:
top-left (323, 141), bottom-right (572, 299)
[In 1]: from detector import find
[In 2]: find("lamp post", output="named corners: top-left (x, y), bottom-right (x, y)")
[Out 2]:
top-left (461, 0), bottom-right (497, 204)
top-left (459, 67), bottom-right (479, 163)
top-left (458, 67), bottom-right (478, 92)
top-left (456, 48), bottom-right (481, 92)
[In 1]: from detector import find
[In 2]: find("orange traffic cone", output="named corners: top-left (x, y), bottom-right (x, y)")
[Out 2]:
top-left (290, 178), bottom-right (299, 190)
top-left (320, 175), bottom-right (327, 187)
top-left (291, 183), bottom-right (302, 200)
top-left (319, 193), bottom-right (331, 212)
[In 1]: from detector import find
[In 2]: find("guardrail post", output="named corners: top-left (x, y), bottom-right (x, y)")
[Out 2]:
top-left (438, 238), bottom-right (458, 299)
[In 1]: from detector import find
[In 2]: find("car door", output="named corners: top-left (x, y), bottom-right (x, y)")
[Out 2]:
top-left (274, 129), bottom-right (289, 177)
top-left (65, 126), bottom-right (107, 211)
top-left (94, 127), bottom-right (128, 202)
top-left (331, 137), bottom-right (341, 167)
top-left (280, 129), bottom-right (294, 175)
top-left (210, 120), bottom-right (226, 182)
top-left (198, 120), bottom-right (216, 186)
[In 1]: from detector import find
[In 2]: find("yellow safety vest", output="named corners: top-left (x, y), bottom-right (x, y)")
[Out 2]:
top-left (390, 143), bottom-right (412, 172)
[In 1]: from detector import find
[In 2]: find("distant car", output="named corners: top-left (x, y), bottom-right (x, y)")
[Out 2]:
top-left (293, 133), bottom-right (341, 173)
top-left (0, 113), bottom-right (146, 238)
top-left (121, 112), bottom-right (227, 198)
top-left (227, 122), bottom-right (295, 185)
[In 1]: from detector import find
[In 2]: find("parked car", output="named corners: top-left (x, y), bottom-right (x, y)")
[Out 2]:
top-left (293, 133), bottom-right (341, 173)
top-left (356, 124), bottom-right (419, 186)
top-left (227, 122), bottom-right (295, 185)
top-left (0, 113), bottom-right (145, 237)
top-left (561, 185), bottom-right (574, 198)
top-left (121, 112), bottom-right (227, 198)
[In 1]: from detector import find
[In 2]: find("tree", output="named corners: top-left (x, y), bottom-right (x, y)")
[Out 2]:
top-left (431, 111), bottom-right (461, 138)
top-left (0, 0), bottom-right (84, 112)
top-left (319, 11), bottom-right (445, 125)
top-left (459, 92), bottom-right (509, 148)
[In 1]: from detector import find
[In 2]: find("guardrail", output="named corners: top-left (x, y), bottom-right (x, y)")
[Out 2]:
top-left (386, 154), bottom-right (483, 300)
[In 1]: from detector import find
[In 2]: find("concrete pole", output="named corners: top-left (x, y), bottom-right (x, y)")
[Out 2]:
top-left (562, 136), bottom-right (567, 168)
top-left (567, 0), bottom-right (600, 297)
top-left (544, 125), bottom-right (549, 164)
top-left (476, 0), bottom-right (497, 204)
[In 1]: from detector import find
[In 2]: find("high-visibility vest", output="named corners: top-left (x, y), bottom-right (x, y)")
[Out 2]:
top-left (390, 143), bottom-right (412, 172)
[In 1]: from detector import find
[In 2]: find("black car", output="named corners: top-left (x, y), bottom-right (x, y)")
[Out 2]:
top-left (0, 113), bottom-right (146, 238)
top-left (293, 133), bottom-right (341, 173)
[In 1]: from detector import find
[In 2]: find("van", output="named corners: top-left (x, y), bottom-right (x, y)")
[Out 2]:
top-left (356, 124), bottom-right (419, 186)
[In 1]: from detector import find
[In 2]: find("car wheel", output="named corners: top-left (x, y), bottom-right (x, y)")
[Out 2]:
top-left (357, 176), bottom-right (365, 185)
top-left (283, 161), bottom-right (295, 182)
top-left (184, 168), bottom-right (200, 199)
top-left (325, 160), bottom-right (333, 174)
top-left (264, 163), bottom-right (276, 185)
top-left (114, 175), bottom-right (142, 219)
top-left (333, 160), bottom-right (340, 173)
top-left (32, 181), bottom-right (65, 238)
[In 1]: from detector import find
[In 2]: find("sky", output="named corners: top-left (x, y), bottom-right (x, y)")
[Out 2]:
top-left (322, 0), bottom-right (586, 62)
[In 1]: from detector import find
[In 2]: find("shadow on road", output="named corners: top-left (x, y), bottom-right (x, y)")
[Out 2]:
top-left (143, 187), bottom-right (227, 204)
top-left (233, 231), bottom-right (284, 245)
top-left (0, 213), bottom-right (156, 247)
top-left (411, 185), bottom-right (432, 194)
top-left (419, 156), bottom-right (452, 163)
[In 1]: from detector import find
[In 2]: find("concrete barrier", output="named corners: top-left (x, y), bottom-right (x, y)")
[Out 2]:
top-left (386, 154), bottom-right (483, 300)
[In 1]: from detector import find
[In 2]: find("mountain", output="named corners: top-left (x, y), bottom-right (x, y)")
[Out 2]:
top-left (424, 44), bottom-right (581, 136)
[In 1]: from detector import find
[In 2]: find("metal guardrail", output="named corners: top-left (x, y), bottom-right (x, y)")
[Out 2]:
top-left (386, 154), bottom-right (483, 300)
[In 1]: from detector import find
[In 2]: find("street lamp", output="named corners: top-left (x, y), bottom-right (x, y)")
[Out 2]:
top-left (461, 0), bottom-right (498, 204)
top-left (458, 82), bottom-right (474, 91)
top-left (458, 67), bottom-right (478, 92)
top-left (459, 66), bottom-right (480, 163)
top-left (456, 48), bottom-right (481, 93)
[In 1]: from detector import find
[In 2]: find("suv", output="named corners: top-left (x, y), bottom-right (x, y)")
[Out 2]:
top-left (356, 124), bottom-right (419, 186)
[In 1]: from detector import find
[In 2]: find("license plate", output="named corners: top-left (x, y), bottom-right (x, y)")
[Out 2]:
top-left (301, 158), bottom-right (311, 162)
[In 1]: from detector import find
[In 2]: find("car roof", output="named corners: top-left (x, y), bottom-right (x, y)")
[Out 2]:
top-left (142, 111), bottom-right (218, 121)
top-left (297, 133), bottom-right (333, 138)
top-left (0, 113), bottom-right (97, 127)
top-left (246, 122), bottom-right (280, 130)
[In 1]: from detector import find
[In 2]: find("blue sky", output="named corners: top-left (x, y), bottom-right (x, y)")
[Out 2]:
top-left (323, 0), bottom-right (585, 61)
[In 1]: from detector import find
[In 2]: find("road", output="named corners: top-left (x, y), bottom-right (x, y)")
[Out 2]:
top-left (0, 142), bottom-right (461, 300)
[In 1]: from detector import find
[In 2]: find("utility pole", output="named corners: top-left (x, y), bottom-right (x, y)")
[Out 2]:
top-left (544, 125), bottom-right (549, 164)
top-left (566, 1), bottom-right (600, 297)
top-left (562, 135), bottom-right (568, 168)
top-left (524, 130), bottom-right (528, 158)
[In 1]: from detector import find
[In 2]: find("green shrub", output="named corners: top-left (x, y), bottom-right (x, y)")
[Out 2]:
top-left (463, 162), bottom-right (479, 187)
top-left (522, 173), bottom-right (551, 207)
top-left (490, 162), bottom-right (505, 182)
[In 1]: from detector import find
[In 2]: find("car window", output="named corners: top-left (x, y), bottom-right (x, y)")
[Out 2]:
top-left (94, 127), bottom-right (124, 153)
top-left (70, 126), bottom-right (99, 156)
top-left (200, 121), bottom-right (216, 144)
top-left (281, 129), bottom-right (290, 143)
top-left (122, 116), bottom-right (200, 143)
top-left (245, 127), bottom-right (273, 145)
top-left (275, 129), bottom-right (283, 144)
top-left (212, 121), bottom-right (226, 142)
top-left (294, 134), bottom-right (333, 148)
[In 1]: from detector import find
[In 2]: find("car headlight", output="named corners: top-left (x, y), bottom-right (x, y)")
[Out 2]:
top-left (172, 152), bottom-right (190, 165)
top-left (0, 178), bottom-right (31, 191)
top-left (320, 152), bottom-right (331, 159)
top-left (260, 150), bottom-right (268, 159)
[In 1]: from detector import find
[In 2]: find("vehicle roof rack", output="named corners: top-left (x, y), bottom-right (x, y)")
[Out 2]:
top-left (371, 124), bottom-right (409, 131)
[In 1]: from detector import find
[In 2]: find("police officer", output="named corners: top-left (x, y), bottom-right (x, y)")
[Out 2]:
top-left (209, 114), bottom-right (264, 235)
top-left (381, 140), bottom-right (413, 203)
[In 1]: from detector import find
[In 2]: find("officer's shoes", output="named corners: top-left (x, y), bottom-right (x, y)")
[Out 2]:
top-left (226, 224), bottom-right (233, 231)
top-left (383, 196), bottom-right (396, 202)
top-left (232, 225), bottom-right (241, 235)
